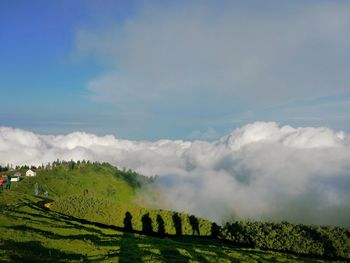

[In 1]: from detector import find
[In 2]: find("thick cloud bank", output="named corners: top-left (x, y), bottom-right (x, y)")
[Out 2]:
top-left (1, 122), bottom-right (350, 226)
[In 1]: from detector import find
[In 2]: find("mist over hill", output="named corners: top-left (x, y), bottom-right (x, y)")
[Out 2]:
top-left (1, 122), bottom-right (350, 226)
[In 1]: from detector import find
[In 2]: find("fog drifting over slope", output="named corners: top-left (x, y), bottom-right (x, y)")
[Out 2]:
top-left (1, 122), bottom-right (350, 226)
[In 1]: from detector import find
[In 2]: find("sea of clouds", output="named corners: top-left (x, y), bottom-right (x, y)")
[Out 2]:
top-left (1, 122), bottom-right (349, 226)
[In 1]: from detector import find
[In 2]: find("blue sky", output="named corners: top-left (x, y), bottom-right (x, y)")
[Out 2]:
top-left (1, 0), bottom-right (350, 140)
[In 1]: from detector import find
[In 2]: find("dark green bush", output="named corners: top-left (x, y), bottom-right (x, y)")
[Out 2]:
top-left (221, 220), bottom-right (350, 260)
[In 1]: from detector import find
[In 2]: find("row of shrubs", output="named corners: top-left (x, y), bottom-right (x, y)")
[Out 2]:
top-left (220, 220), bottom-right (350, 260)
top-left (53, 195), bottom-right (216, 237)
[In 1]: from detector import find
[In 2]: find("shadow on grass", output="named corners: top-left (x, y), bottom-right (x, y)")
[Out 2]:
top-left (158, 246), bottom-right (191, 262)
top-left (211, 222), bottom-right (221, 238)
top-left (0, 239), bottom-right (87, 262)
top-left (2, 198), bottom-right (199, 261)
top-left (141, 213), bottom-right (153, 235)
top-left (123, 211), bottom-right (133, 232)
top-left (172, 213), bottom-right (182, 236)
top-left (11, 204), bottom-right (114, 237)
top-left (156, 214), bottom-right (165, 237)
top-left (9, 224), bottom-right (121, 248)
top-left (189, 215), bottom-right (200, 236)
top-left (2, 198), bottom-right (302, 262)
top-left (118, 232), bottom-right (144, 263)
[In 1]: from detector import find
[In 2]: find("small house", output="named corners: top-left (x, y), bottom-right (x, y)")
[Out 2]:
top-left (11, 176), bottom-right (20, 182)
top-left (26, 169), bottom-right (36, 177)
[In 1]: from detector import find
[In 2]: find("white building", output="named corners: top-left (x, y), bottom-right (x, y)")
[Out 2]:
top-left (11, 172), bottom-right (21, 182)
top-left (26, 169), bottom-right (36, 177)
top-left (11, 176), bottom-right (20, 182)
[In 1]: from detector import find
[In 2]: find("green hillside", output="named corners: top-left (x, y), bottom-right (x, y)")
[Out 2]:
top-left (0, 193), bottom-right (316, 262)
top-left (13, 162), bottom-right (137, 203)
top-left (0, 162), bottom-right (347, 262)
top-left (12, 162), bottom-right (214, 236)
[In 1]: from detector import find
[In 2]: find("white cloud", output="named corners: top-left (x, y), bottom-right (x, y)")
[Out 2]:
top-left (1, 122), bottom-right (350, 226)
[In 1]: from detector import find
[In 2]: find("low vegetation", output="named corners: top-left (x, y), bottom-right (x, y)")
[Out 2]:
top-left (53, 195), bottom-right (214, 236)
top-left (0, 161), bottom-right (349, 262)
top-left (221, 221), bottom-right (350, 260)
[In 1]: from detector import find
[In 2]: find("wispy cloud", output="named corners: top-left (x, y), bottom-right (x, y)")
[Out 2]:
top-left (75, 1), bottom-right (350, 131)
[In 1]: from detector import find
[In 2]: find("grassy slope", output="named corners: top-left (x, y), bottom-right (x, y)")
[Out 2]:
top-left (13, 163), bottom-right (214, 236)
top-left (0, 193), bottom-right (324, 262)
top-left (14, 163), bottom-right (136, 203)
top-left (52, 195), bottom-right (212, 235)
top-left (0, 164), bottom-right (331, 262)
